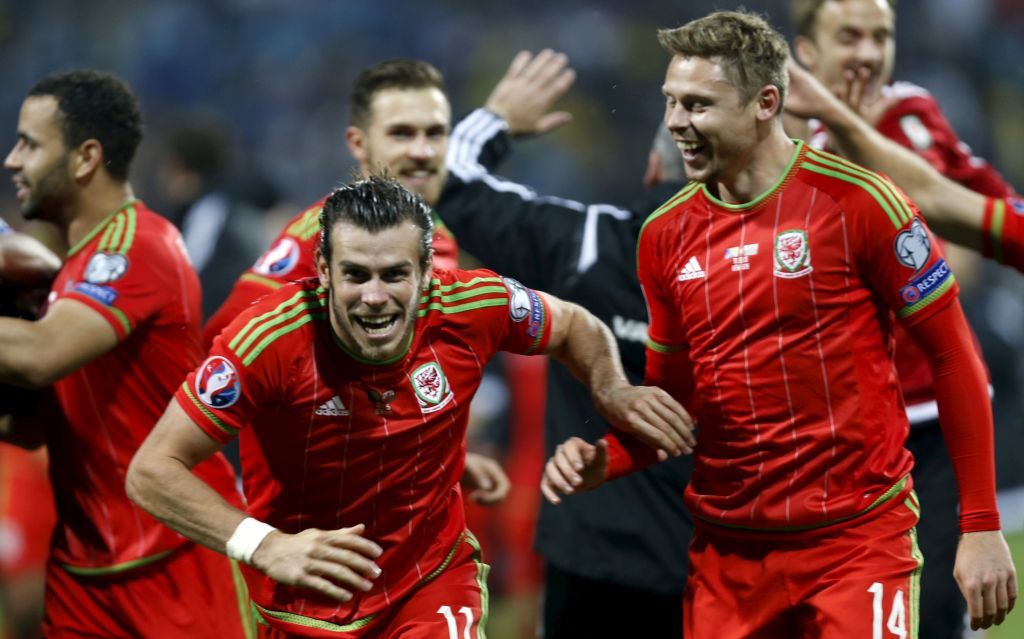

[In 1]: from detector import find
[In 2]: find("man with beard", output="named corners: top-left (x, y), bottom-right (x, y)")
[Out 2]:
top-left (0, 69), bottom-right (250, 638)
top-left (126, 176), bottom-right (695, 638)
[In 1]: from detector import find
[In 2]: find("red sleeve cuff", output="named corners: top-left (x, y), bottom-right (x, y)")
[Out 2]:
top-left (604, 431), bottom-right (662, 480)
top-left (174, 383), bottom-right (239, 445)
top-left (62, 291), bottom-right (132, 339)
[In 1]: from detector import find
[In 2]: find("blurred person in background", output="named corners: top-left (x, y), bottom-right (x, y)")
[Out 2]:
top-left (0, 69), bottom-right (250, 638)
top-left (0, 218), bottom-right (59, 639)
top-left (157, 119), bottom-right (269, 320)
top-left (439, 50), bottom-right (692, 639)
top-left (788, 2), bottom-right (1019, 635)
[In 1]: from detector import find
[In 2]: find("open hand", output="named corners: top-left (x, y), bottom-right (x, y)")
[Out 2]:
top-left (484, 49), bottom-right (575, 137)
top-left (595, 384), bottom-right (695, 456)
top-left (251, 524), bottom-right (383, 602)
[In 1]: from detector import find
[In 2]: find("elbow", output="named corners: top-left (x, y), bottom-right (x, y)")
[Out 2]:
top-left (125, 453), bottom-right (158, 511)
top-left (15, 360), bottom-right (63, 389)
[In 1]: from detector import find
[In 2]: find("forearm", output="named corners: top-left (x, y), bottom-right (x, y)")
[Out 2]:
top-left (127, 450), bottom-right (248, 554)
top-left (0, 233), bottom-right (60, 286)
top-left (0, 316), bottom-right (51, 387)
top-left (546, 302), bottom-right (629, 404)
top-left (911, 303), bottom-right (999, 533)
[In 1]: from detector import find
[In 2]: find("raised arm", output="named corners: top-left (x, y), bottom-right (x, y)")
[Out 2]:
top-left (786, 60), bottom-right (989, 251)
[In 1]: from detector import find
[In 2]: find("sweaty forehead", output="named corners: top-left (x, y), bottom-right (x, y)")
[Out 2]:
top-left (366, 87), bottom-right (451, 128)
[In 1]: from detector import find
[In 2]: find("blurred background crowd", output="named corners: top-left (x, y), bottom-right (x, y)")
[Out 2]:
top-left (0, 0), bottom-right (1022, 637)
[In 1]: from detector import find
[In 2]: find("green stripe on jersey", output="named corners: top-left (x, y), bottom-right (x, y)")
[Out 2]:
top-left (228, 289), bottom-right (325, 353)
top-left (465, 531), bottom-right (491, 639)
top-left (240, 311), bottom-right (328, 366)
top-left (66, 199), bottom-right (138, 257)
top-left (418, 297), bottom-right (508, 316)
top-left (239, 272), bottom-right (286, 289)
top-left (182, 382), bottom-right (239, 436)
top-left (639, 182), bottom-right (700, 237)
top-left (286, 206), bottom-right (322, 240)
top-left (647, 338), bottom-right (686, 354)
top-left (424, 276), bottom-right (504, 294)
top-left (804, 149), bottom-right (914, 227)
top-left (420, 285), bottom-right (507, 305)
top-left (117, 205), bottom-right (138, 253)
top-left (896, 274), bottom-right (956, 318)
top-left (61, 547), bottom-right (175, 576)
top-left (991, 199), bottom-right (1006, 264)
top-left (701, 140), bottom-right (804, 212)
top-left (254, 604), bottom-right (378, 633)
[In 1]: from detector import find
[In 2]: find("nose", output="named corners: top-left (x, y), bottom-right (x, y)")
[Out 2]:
top-left (407, 134), bottom-right (436, 161)
top-left (361, 277), bottom-right (388, 307)
top-left (4, 144), bottom-right (20, 171)
top-left (852, 38), bottom-right (883, 70)
top-left (665, 103), bottom-right (690, 134)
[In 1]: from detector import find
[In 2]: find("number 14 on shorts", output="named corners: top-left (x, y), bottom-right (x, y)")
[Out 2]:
top-left (437, 605), bottom-right (474, 639)
top-left (868, 582), bottom-right (908, 638)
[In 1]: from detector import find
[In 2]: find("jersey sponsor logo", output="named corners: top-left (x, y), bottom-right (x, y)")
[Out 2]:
top-left (899, 114), bottom-right (933, 151)
top-left (411, 361), bottom-right (455, 414)
top-left (195, 356), bottom-right (241, 409)
top-left (502, 277), bottom-right (532, 322)
top-left (315, 395), bottom-right (349, 417)
top-left (677, 256), bottom-right (706, 281)
top-left (72, 281), bottom-right (118, 306)
top-left (253, 237), bottom-right (301, 276)
top-left (1009, 197), bottom-right (1024, 215)
top-left (899, 259), bottom-right (951, 309)
top-left (724, 243), bottom-right (758, 272)
top-left (894, 218), bottom-right (931, 272)
top-left (774, 230), bottom-right (812, 278)
top-left (612, 315), bottom-right (648, 345)
top-left (84, 251), bottom-right (128, 284)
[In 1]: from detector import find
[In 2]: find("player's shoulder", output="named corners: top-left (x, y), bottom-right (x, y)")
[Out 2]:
top-left (879, 81), bottom-right (946, 130)
top-left (281, 196), bottom-right (328, 242)
top-left (82, 201), bottom-right (183, 265)
top-left (217, 278), bottom-right (327, 367)
top-left (638, 182), bottom-right (702, 238)
top-left (420, 267), bottom-right (528, 330)
top-left (799, 147), bottom-right (916, 228)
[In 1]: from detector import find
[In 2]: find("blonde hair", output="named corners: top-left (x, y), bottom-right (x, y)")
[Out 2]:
top-left (791, 0), bottom-right (897, 39)
top-left (658, 10), bottom-right (789, 105)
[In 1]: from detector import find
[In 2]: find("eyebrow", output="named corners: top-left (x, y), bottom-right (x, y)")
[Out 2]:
top-left (338, 260), bottom-right (413, 271)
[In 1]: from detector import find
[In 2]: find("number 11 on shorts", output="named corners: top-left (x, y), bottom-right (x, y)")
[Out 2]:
top-left (867, 582), bottom-right (907, 638)
top-left (437, 605), bottom-right (474, 639)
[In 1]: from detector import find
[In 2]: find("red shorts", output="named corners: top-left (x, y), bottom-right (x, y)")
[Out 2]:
top-left (685, 496), bottom-right (923, 639)
top-left (43, 542), bottom-right (256, 638)
top-left (258, 532), bottom-right (490, 639)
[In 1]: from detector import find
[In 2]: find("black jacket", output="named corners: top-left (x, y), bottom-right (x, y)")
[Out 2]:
top-left (438, 108), bottom-right (692, 594)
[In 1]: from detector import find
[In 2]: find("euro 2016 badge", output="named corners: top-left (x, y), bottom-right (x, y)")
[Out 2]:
top-left (195, 356), bottom-right (241, 409)
top-left (773, 230), bottom-right (812, 278)
top-left (253, 237), bottom-right (300, 276)
top-left (84, 251), bottom-right (128, 284)
top-left (894, 218), bottom-right (931, 272)
top-left (410, 361), bottom-right (454, 414)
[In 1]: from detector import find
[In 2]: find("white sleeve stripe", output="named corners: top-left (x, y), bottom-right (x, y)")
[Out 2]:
top-left (448, 108), bottom-right (506, 180)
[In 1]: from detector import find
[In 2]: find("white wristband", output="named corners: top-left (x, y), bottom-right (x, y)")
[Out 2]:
top-left (225, 517), bottom-right (277, 564)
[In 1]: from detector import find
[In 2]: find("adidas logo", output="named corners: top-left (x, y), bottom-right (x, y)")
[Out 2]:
top-left (677, 256), bottom-right (706, 281)
top-left (315, 395), bottom-right (349, 417)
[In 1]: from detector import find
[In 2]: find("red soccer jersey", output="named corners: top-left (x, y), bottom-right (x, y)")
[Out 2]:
top-left (176, 271), bottom-right (551, 634)
top-left (637, 142), bottom-right (958, 534)
top-left (202, 197), bottom-right (460, 346)
top-left (813, 81), bottom-right (1006, 419)
top-left (47, 201), bottom-right (240, 573)
top-left (982, 195), bottom-right (1024, 273)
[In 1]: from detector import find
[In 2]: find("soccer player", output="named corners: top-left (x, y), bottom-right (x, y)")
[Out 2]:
top-left (440, 53), bottom-right (693, 638)
top-left (542, 11), bottom-right (1016, 636)
top-left (785, 59), bottom-right (1024, 274)
top-left (126, 176), bottom-right (694, 638)
top-left (0, 70), bottom-right (250, 638)
top-left (788, 2), bottom-right (1018, 634)
top-left (202, 59), bottom-right (462, 347)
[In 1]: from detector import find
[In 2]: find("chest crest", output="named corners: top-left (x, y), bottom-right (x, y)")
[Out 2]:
top-left (410, 361), bottom-right (455, 414)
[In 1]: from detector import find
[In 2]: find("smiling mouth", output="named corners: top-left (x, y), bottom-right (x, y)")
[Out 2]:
top-left (677, 140), bottom-right (706, 161)
top-left (354, 315), bottom-right (399, 336)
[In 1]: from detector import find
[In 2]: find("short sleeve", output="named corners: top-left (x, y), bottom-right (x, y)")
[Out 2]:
top-left (637, 218), bottom-right (690, 356)
top-left (239, 203), bottom-right (321, 289)
top-left (852, 182), bottom-right (958, 325)
top-left (60, 213), bottom-right (185, 339)
top-left (492, 275), bottom-right (552, 355)
top-left (174, 325), bottom-right (277, 444)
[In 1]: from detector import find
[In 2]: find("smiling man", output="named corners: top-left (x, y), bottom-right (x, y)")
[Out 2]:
top-left (127, 176), bottom-right (694, 638)
top-left (202, 60), bottom-right (459, 345)
top-left (542, 10), bottom-right (1015, 637)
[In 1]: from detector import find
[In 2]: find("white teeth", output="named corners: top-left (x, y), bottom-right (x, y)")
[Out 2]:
top-left (357, 315), bottom-right (397, 335)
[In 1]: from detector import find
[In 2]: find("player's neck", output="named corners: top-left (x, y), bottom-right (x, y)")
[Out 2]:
top-left (65, 181), bottom-right (136, 249)
top-left (714, 130), bottom-right (796, 205)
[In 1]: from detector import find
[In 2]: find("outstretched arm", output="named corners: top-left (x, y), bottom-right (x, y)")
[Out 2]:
top-left (539, 292), bottom-right (695, 457)
top-left (127, 400), bottom-right (383, 602)
top-left (786, 60), bottom-right (989, 251)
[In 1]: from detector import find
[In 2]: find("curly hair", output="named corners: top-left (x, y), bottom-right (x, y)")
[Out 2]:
top-left (28, 69), bottom-right (142, 181)
top-left (658, 10), bottom-right (790, 106)
top-left (349, 59), bottom-right (447, 129)
top-left (319, 175), bottom-right (434, 270)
